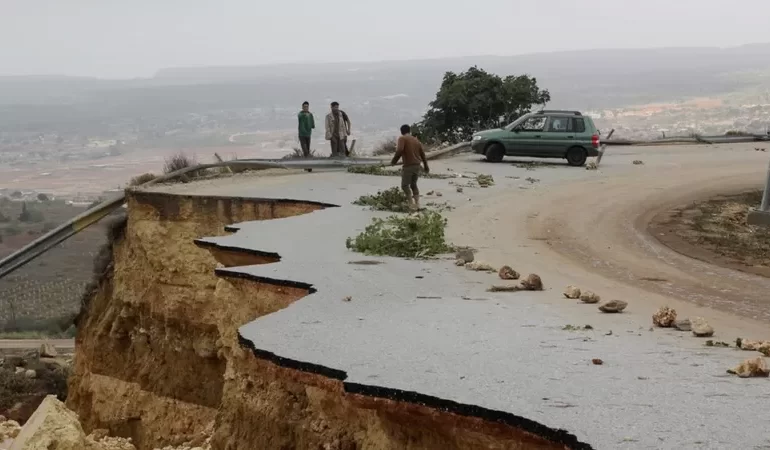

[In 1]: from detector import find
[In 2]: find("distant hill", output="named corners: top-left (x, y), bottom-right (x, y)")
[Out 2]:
top-left (2, 44), bottom-right (770, 133)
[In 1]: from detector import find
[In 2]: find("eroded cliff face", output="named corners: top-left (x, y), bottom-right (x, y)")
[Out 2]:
top-left (68, 190), bottom-right (584, 450)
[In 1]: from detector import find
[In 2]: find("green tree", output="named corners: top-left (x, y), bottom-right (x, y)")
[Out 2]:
top-left (413, 66), bottom-right (550, 144)
top-left (18, 203), bottom-right (44, 223)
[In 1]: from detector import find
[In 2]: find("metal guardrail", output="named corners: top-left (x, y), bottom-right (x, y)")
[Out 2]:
top-left (604, 134), bottom-right (769, 146)
top-left (0, 157), bottom-right (385, 281)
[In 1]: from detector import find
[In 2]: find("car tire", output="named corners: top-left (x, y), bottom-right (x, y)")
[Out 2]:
top-left (566, 146), bottom-right (587, 167)
top-left (485, 143), bottom-right (505, 162)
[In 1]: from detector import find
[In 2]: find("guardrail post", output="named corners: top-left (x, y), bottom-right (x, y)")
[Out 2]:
top-left (761, 158), bottom-right (770, 211)
top-left (747, 158), bottom-right (770, 226)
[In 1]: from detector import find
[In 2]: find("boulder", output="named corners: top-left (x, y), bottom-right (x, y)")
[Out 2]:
top-left (454, 258), bottom-right (466, 266)
top-left (38, 343), bottom-right (58, 359)
top-left (9, 396), bottom-right (87, 450)
top-left (652, 306), bottom-right (677, 328)
top-left (0, 419), bottom-right (21, 441)
top-left (563, 286), bottom-right (581, 299)
top-left (519, 274), bottom-right (543, 291)
top-left (23, 370), bottom-right (36, 379)
top-left (691, 317), bottom-right (714, 337)
top-left (674, 318), bottom-right (691, 331)
top-left (727, 357), bottom-right (770, 378)
top-left (465, 261), bottom-right (495, 272)
top-left (498, 266), bottom-right (520, 280)
top-left (598, 300), bottom-right (627, 313)
top-left (455, 248), bottom-right (474, 264)
top-left (580, 291), bottom-right (600, 304)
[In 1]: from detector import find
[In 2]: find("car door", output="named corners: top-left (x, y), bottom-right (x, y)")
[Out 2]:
top-left (504, 115), bottom-right (547, 155)
top-left (542, 116), bottom-right (574, 156)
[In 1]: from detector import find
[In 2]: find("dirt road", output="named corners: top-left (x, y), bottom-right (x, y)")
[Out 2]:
top-left (443, 142), bottom-right (770, 338)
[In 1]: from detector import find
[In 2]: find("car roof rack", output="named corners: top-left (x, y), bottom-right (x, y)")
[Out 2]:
top-left (537, 110), bottom-right (582, 116)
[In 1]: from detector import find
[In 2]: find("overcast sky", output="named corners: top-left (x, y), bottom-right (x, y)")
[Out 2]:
top-left (1, 0), bottom-right (769, 78)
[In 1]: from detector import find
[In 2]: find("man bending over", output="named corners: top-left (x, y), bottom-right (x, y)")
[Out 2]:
top-left (391, 124), bottom-right (429, 211)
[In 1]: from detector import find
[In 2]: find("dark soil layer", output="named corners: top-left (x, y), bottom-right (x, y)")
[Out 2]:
top-left (649, 190), bottom-right (770, 277)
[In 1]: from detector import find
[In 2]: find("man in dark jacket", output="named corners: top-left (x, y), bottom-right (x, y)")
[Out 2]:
top-left (297, 101), bottom-right (315, 157)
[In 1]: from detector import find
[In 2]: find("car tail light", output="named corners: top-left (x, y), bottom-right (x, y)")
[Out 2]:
top-left (591, 134), bottom-right (600, 148)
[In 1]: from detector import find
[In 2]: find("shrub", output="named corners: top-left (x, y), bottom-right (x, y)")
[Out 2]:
top-left (353, 187), bottom-right (410, 212)
top-left (0, 369), bottom-right (38, 411)
top-left (18, 203), bottom-right (44, 223)
top-left (282, 147), bottom-right (316, 159)
top-left (163, 152), bottom-right (196, 174)
top-left (129, 172), bottom-right (157, 186)
top-left (345, 211), bottom-right (452, 258)
top-left (36, 193), bottom-right (50, 202)
top-left (372, 138), bottom-right (398, 156)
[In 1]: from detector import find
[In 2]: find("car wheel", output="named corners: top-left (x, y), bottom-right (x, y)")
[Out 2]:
top-left (485, 143), bottom-right (505, 162)
top-left (566, 146), bottom-right (587, 167)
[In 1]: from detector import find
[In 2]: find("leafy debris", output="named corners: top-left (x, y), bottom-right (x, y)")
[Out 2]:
top-left (346, 211), bottom-right (452, 258)
top-left (353, 187), bottom-right (410, 212)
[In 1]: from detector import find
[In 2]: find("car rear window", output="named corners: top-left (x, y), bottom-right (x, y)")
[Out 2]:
top-left (573, 118), bottom-right (586, 133)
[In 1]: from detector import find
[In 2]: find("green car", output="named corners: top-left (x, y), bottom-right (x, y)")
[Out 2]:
top-left (471, 110), bottom-right (600, 166)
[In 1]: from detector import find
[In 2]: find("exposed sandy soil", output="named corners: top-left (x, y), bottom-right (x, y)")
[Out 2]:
top-left (650, 190), bottom-right (770, 278)
top-left (442, 143), bottom-right (770, 337)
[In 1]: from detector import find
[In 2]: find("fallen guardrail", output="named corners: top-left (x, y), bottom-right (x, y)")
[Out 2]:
top-left (0, 157), bottom-right (386, 281)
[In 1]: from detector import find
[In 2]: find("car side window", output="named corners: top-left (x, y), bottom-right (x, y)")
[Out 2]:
top-left (519, 116), bottom-right (546, 132)
top-left (547, 117), bottom-right (572, 132)
top-left (573, 118), bottom-right (586, 133)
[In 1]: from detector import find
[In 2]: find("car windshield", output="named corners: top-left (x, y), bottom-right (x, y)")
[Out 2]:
top-left (504, 114), bottom-right (533, 130)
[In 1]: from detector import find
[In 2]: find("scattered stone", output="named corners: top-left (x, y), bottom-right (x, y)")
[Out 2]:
top-left (465, 261), bottom-right (495, 272)
top-left (691, 317), bottom-right (714, 337)
top-left (598, 300), bottom-right (628, 313)
top-left (563, 285), bottom-right (581, 299)
top-left (580, 291), bottom-right (600, 304)
top-left (519, 273), bottom-right (543, 291)
top-left (592, 358), bottom-right (603, 365)
top-left (705, 340), bottom-right (730, 347)
top-left (674, 318), bottom-right (691, 331)
top-left (455, 248), bottom-right (475, 264)
top-left (342, 296), bottom-right (352, 302)
top-left (456, 186), bottom-right (464, 193)
top-left (454, 258), bottom-right (466, 266)
top-left (737, 339), bottom-right (770, 356)
top-left (9, 395), bottom-right (90, 449)
top-left (585, 162), bottom-right (598, 170)
top-left (436, 192), bottom-right (443, 197)
top-left (487, 285), bottom-right (519, 292)
top-left (498, 265), bottom-right (520, 280)
top-left (727, 357), bottom-right (770, 378)
top-left (633, 160), bottom-right (644, 165)
top-left (525, 177), bottom-right (540, 184)
top-left (39, 343), bottom-right (58, 358)
top-left (14, 367), bottom-right (24, 375)
top-left (0, 419), bottom-right (21, 441)
top-left (24, 369), bottom-right (36, 379)
top-left (563, 324), bottom-right (593, 331)
top-left (652, 306), bottom-right (677, 328)
top-left (426, 190), bottom-right (435, 196)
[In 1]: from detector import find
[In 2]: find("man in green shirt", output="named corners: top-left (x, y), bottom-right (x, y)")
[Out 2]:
top-left (297, 101), bottom-right (315, 157)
